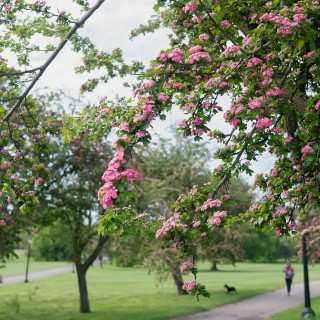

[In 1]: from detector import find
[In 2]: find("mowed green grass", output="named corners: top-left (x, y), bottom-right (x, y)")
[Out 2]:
top-left (269, 296), bottom-right (320, 320)
top-left (1, 262), bottom-right (320, 320)
top-left (0, 250), bottom-right (71, 277)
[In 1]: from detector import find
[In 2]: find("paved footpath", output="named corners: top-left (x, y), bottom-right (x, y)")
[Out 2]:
top-left (1, 259), bottom-right (104, 285)
top-left (173, 280), bottom-right (320, 320)
top-left (1, 265), bottom-right (74, 285)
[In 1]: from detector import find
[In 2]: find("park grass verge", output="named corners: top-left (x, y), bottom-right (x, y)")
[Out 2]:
top-left (0, 262), bottom-right (320, 320)
top-left (269, 296), bottom-right (320, 320)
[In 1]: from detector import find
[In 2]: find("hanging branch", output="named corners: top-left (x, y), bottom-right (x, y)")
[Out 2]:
top-left (1, 0), bottom-right (106, 124)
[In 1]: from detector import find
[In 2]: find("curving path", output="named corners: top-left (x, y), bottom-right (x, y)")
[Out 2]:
top-left (1, 265), bottom-right (74, 285)
top-left (172, 280), bottom-right (320, 320)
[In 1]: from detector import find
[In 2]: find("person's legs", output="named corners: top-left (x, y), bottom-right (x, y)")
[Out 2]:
top-left (286, 279), bottom-right (292, 296)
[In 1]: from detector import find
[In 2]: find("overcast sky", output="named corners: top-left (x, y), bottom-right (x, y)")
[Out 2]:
top-left (27, 0), bottom-right (274, 186)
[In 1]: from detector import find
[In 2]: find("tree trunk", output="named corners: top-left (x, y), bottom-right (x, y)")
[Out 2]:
top-left (211, 261), bottom-right (218, 271)
top-left (171, 264), bottom-right (188, 295)
top-left (75, 264), bottom-right (90, 313)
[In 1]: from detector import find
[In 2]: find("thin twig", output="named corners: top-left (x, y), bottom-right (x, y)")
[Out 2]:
top-left (0, 67), bottom-right (42, 76)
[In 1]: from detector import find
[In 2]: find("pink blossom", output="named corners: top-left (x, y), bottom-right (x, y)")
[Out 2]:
top-left (159, 52), bottom-right (168, 61)
top-left (201, 232), bottom-right (207, 237)
top-left (172, 82), bottom-right (183, 90)
top-left (284, 136), bottom-right (293, 144)
top-left (293, 13), bottom-right (307, 22)
top-left (189, 45), bottom-right (202, 54)
top-left (119, 122), bottom-right (130, 132)
top-left (219, 81), bottom-right (229, 89)
top-left (155, 214), bottom-right (187, 238)
top-left (168, 48), bottom-right (184, 63)
top-left (315, 100), bottom-right (320, 111)
top-left (192, 118), bottom-right (203, 125)
top-left (98, 182), bottom-right (118, 209)
top-left (248, 97), bottom-right (263, 109)
top-left (255, 117), bottom-right (272, 130)
top-left (158, 93), bottom-right (169, 101)
top-left (136, 212), bottom-right (148, 220)
top-left (182, 280), bottom-right (197, 291)
top-left (282, 190), bottom-right (290, 198)
top-left (182, 1), bottom-right (197, 13)
top-left (121, 168), bottom-right (140, 182)
top-left (214, 211), bottom-right (227, 218)
top-left (179, 119), bottom-right (187, 127)
top-left (304, 51), bottom-right (316, 59)
top-left (221, 194), bottom-right (231, 201)
top-left (231, 118), bottom-right (241, 129)
top-left (34, 177), bottom-right (43, 185)
top-left (201, 199), bottom-right (222, 211)
top-left (277, 27), bottom-right (293, 35)
top-left (271, 169), bottom-right (278, 177)
top-left (141, 80), bottom-right (154, 89)
top-left (208, 216), bottom-right (221, 226)
top-left (301, 144), bottom-right (313, 154)
top-left (204, 78), bottom-right (215, 87)
top-left (135, 131), bottom-right (147, 138)
top-left (193, 220), bottom-right (200, 227)
top-left (266, 87), bottom-right (282, 97)
top-left (180, 261), bottom-right (194, 273)
top-left (187, 51), bottom-right (212, 64)
top-left (199, 34), bottom-right (209, 40)
top-left (247, 57), bottom-right (262, 68)
top-left (221, 20), bottom-right (230, 27)
top-left (249, 203), bottom-right (260, 211)
top-left (220, 45), bottom-right (241, 57)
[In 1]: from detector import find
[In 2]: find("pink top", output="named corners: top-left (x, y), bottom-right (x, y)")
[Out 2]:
top-left (284, 266), bottom-right (294, 280)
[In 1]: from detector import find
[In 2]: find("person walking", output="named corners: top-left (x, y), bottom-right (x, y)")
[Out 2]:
top-left (283, 261), bottom-right (294, 296)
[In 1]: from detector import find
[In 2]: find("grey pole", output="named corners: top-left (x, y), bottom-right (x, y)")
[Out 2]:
top-left (24, 235), bottom-right (32, 283)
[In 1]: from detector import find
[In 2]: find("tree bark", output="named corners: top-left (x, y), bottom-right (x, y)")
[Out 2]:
top-left (171, 264), bottom-right (188, 295)
top-left (75, 264), bottom-right (90, 313)
top-left (211, 261), bottom-right (218, 271)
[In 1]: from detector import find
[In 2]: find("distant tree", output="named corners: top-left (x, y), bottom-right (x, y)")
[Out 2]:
top-left (19, 94), bottom-right (114, 313)
top-left (37, 131), bottom-right (112, 313)
top-left (105, 234), bottom-right (146, 267)
top-left (197, 178), bottom-right (253, 271)
top-left (241, 225), bottom-right (282, 263)
top-left (32, 223), bottom-right (73, 261)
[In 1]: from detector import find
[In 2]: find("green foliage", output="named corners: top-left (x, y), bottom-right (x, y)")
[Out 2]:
top-left (240, 225), bottom-right (296, 263)
top-left (32, 224), bottom-right (73, 262)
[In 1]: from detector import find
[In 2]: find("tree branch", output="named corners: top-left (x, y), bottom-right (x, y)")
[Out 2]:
top-left (0, 67), bottom-right (42, 76)
top-left (1, 0), bottom-right (106, 123)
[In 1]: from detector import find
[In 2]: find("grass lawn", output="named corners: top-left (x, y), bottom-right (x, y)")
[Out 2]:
top-left (0, 250), bottom-right (71, 277)
top-left (269, 296), bottom-right (320, 320)
top-left (0, 261), bottom-right (320, 320)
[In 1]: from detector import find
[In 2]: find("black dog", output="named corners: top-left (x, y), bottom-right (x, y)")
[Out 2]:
top-left (224, 284), bottom-right (237, 294)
